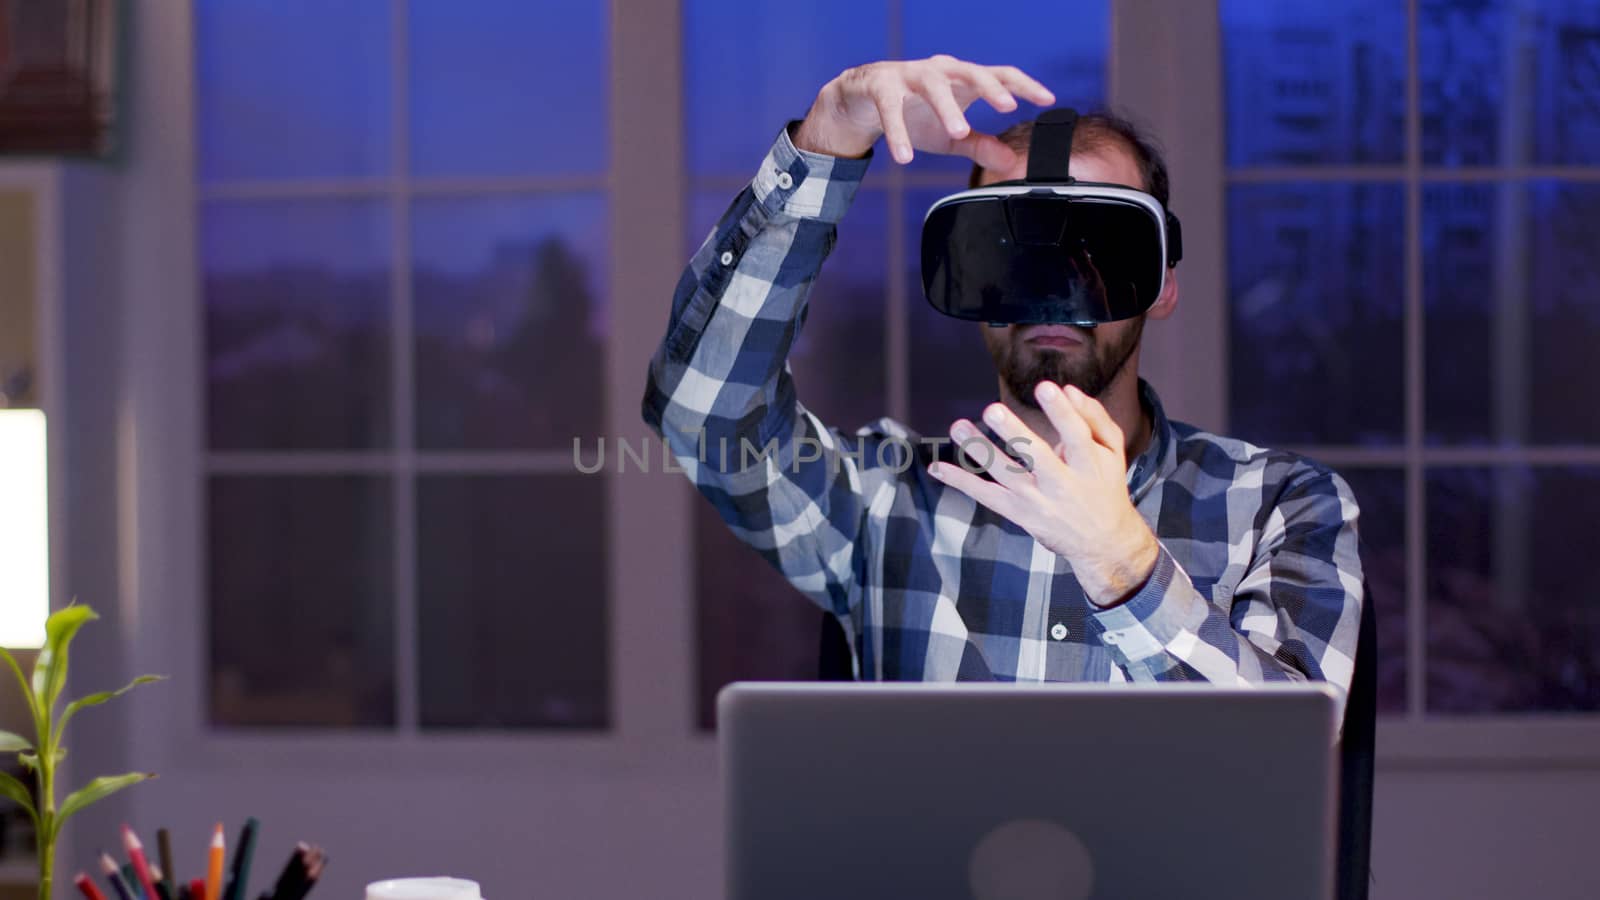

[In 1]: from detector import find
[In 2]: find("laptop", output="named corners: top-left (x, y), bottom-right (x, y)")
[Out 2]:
top-left (720, 682), bottom-right (1340, 900)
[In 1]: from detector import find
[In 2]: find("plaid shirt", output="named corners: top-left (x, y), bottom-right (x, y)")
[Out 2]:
top-left (643, 121), bottom-right (1365, 712)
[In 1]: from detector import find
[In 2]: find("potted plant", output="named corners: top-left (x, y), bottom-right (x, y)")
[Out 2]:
top-left (0, 606), bottom-right (163, 900)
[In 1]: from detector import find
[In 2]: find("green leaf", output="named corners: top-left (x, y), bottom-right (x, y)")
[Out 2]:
top-left (0, 769), bottom-right (39, 831)
top-left (52, 772), bottom-right (153, 841)
top-left (31, 605), bottom-right (98, 730)
top-left (0, 646), bottom-right (37, 726)
top-left (14, 747), bottom-right (61, 773)
top-left (57, 674), bottom-right (166, 738)
top-left (0, 730), bottom-right (30, 753)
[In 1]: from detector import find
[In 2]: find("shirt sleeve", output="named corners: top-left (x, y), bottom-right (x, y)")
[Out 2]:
top-left (641, 120), bottom-right (887, 621)
top-left (1086, 466), bottom-right (1365, 719)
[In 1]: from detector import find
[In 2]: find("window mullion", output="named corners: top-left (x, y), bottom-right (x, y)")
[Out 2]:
top-left (1404, 0), bottom-right (1427, 721)
top-left (390, 0), bottom-right (419, 735)
top-left (1109, 0), bottom-right (1228, 432)
top-left (608, 0), bottom-right (694, 741)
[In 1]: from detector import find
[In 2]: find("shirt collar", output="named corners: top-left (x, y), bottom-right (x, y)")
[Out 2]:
top-left (1127, 377), bottom-right (1174, 503)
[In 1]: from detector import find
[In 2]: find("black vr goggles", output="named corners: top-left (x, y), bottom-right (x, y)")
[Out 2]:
top-left (919, 108), bottom-right (1183, 326)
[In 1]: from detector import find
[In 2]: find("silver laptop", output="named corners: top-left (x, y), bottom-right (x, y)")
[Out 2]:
top-left (720, 682), bottom-right (1340, 900)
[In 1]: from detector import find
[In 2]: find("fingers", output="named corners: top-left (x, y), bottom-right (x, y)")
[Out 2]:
top-left (909, 69), bottom-right (972, 141)
top-left (859, 57), bottom-right (1056, 166)
top-left (948, 417), bottom-right (1036, 493)
top-left (950, 132), bottom-right (1019, 171)
top-left (1063, 384), bottom-right (1125, 455)
top-left (951, 62), bottom-right (1018, 114)
top-left (989, 64), bottom-right (1056, 106)
top-left (928, 414), bottom-right (1040, 521)
top-left (976, 403), bottom-right (1068, 484)
top-left (871, 86), bottom-right (913, 163)
top-left (1033, 381), bottom-right (1096, 464)
top-left (927, 458), bottom-right (1022, 522)
top-left (934, 56), bottom-right (1048, 112)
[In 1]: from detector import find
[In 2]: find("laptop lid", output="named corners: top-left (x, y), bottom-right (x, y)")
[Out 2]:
top-left (720, 682), bottom-right (1339, 900)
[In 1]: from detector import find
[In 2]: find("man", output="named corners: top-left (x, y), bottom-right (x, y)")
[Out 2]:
top-left (642, 55), bottom-right (1363, 709)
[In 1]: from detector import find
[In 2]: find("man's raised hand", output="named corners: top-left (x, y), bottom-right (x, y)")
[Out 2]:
top-left (792, 55), bottom-right (1056, 168)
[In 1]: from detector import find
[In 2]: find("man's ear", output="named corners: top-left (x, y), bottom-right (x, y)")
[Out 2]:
top-left (1146, 268), bottom-right (1180, 321)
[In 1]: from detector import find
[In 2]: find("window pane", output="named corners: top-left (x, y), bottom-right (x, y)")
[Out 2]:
top-left (1222, 0), bottom-right (1406, 166)
top-left (409, 0), bottom-right (607, 176)
top-left (901, 0), bottom-right (1108, 175)
top-left (1228, 183), bottom-right (1406, 446)
top-left (197, 0), bottom-right (391, 181)
top-left (1337, 466), bottom-right (1409, 715)
top-left (1421, 0), bottom-right (1600, 166)
top-left (685, 1), bottom-right (1107, 178)
top-left (413, 194), bottom-right (607, 450)
top-left (687, 190), bottom-right (887, 432)
top-left (1424, 182), bottom-right (1600, 445)
top-left (694, 498), bottom-right (823, 730)
top-left (417, 475), bottom-right (608, 729)
top-left (684, 0), bottom-right (888, 175)
top-left (1427, 466), bottom-right (1600, 713)
top-left (209, 475), bottom-right (395, 728)
top-left (204, 199), bottom-right (391, 450)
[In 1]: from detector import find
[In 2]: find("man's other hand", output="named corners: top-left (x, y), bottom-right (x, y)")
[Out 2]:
top-left (928, 382), bottom-right (1160, 608)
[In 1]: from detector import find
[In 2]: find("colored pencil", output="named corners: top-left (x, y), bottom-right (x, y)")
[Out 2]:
top-left (274, 845), bottom-right (324, 900)
top-left (75, 872), bottom-right (109, 900)
top-left (99, 853), bottom-right (137, 900)
top-left (222, 818), bottom-right (259, 900)
top-left (265, 843), bottom-right (308, 900)
top-left (189, 879), bottom-right (207, 900)
top-left (121, 864), bottom-right (146, 900)
top-left (292, 848), bottom-right (325, 900)
top-left (123, 825), bottom-right (161, 900)
top-left (157, 828), bottom-right (176, 900)
top-left (205, 824), bottom-right (225, 900)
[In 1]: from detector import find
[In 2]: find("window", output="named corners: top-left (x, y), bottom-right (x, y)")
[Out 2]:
top-left (684, 0), bottom-right (1110, 727)
top-left (1222, 0), bottom-right (1600, 717)
top-left (186, 0), bottom-right (1600, 745)
top-left (198, 0), bottom-right (610, 730)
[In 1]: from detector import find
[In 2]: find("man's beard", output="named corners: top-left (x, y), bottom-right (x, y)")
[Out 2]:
top-left (985, 317), bottom-right (1144, 410)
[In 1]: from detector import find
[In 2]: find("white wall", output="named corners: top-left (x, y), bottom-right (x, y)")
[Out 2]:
top-left (1372, 768), bottom-right (1600, 898)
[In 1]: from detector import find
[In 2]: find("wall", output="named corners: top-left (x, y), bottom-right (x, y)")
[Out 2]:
top-left (1372, 767), bottom-right (1600, 898)
top-left (40, 2), bottom-right (1596, 899)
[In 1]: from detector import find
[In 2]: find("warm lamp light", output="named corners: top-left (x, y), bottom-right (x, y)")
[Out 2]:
top-left (0, 408), bottom-right (48, 648)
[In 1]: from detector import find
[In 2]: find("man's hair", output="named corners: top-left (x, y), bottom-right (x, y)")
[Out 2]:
top-left (965, 110), bottom-right (1171, 209)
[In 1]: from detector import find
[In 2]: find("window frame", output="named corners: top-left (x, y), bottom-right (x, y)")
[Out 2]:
top-left (191, 0), bottom-right (616, 740)
top-left (127, 0), bottom-right (1600, 778)
top-left (1198, 0), bottom-right (1600, 762)
top-left (133, 0), bottom-right (695, 775)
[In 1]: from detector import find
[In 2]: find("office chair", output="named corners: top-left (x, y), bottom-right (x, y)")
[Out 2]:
top-left (817, 581), bottom-right (1377, 900)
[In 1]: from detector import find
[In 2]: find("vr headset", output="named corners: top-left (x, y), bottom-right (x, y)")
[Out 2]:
top-left (919, 108), bottom-right (1182, 326)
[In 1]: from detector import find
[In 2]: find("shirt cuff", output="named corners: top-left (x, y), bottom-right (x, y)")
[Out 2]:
top-left (751, 119), bottom-right (874, 223)
top-left (1088, 544), bottom-right (1201, 665)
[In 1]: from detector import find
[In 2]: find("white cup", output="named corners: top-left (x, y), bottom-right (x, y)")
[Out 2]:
top-left (365, 878), bottom-right (484, 900)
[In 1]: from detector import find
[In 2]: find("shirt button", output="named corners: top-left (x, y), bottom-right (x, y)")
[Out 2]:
top-left (776, 171), bottom-right (795, 190)
top-left (719, 250), bottom-right (735, 266)
top-left (1103, 632), bottom-right (1119, 644)
top-left (1050, 623), bottom-right (1068, 641)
